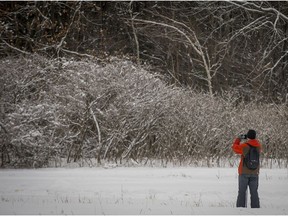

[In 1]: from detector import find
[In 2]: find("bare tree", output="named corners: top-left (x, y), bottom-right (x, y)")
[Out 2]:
top-left (122, 1), bottom-right (288, 101)
top-left (133, 17), bottom-right (215, 97)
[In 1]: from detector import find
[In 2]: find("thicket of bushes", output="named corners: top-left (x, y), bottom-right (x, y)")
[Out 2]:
top-left (0, 55), bottom-right (288, 168)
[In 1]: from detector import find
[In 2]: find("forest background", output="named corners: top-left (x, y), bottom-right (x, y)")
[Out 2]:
top-left (0, 1), bottom-right (288, 168)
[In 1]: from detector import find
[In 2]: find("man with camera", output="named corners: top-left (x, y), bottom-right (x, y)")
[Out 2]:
top-left (232, 129), bottom-right (262, 208)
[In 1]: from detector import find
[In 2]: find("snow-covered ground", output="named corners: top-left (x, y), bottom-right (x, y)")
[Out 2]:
top-left (0, 166), bottom-right (287, 215)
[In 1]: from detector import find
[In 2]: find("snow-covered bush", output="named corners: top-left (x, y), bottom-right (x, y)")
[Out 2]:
top-left (0, 55), bottom-right (287, 168)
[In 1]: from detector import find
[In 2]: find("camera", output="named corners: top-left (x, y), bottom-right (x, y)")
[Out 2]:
top-left (239, 134), bottom-right (247, 139)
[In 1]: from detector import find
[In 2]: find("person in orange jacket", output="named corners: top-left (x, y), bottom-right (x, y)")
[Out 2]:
top-left (232, 129), bottom-right (261, 208)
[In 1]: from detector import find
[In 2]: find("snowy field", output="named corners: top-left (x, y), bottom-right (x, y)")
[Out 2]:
top-left (0, 166), bottom-right (288, 215)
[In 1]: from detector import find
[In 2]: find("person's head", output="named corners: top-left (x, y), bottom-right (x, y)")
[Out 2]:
top-left (247, 129), bottom-right (256, 139)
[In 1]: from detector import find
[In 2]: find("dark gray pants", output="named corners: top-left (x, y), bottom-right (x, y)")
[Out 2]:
top-left (236, 174), bottom-right (260, 208)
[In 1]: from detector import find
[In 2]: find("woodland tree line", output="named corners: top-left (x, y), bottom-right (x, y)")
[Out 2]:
top-left (1, 1), bottom-right (288, 100)
top-left (0, 1), bottom-right (288, 168)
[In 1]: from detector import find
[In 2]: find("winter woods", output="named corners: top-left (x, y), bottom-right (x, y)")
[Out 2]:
top-left (0, 1), bottom-right (288, 168)
top-left (1, 1), bottom-right (288, 100)
top-left (0, 56), bottom-right (287, 168)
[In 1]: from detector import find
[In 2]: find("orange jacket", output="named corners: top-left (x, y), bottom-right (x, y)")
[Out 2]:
top-left (232, 138), bottom-right (262, 175)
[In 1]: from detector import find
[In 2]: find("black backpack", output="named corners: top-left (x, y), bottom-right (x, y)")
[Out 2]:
top-left (244, 144), bottom-right (260, 170)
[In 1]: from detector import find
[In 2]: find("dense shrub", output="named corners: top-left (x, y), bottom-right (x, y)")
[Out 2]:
top-left (0, 55), bottom-right (287, 168)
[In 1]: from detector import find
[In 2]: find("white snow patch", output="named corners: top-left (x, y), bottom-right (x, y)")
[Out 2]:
top-left (0, 167), bottom-right (287, 215)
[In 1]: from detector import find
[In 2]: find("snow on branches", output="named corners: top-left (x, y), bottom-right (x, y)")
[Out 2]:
top-left (0, 55), bottom-right (287, 168)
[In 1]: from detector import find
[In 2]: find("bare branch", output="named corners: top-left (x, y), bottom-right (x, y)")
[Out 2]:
top-left (61, 48), bottom-right (100, 60)
top-left (133, 18), bottom-right (213, 97)
top-left (133, 18), bottom-right (202, 56)
top-left (1, 39), bottom-right (31, 55)
top-left (244, 2), bottom-right (288, 22)
top-left (56, 2), bottom-right (82, 56)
